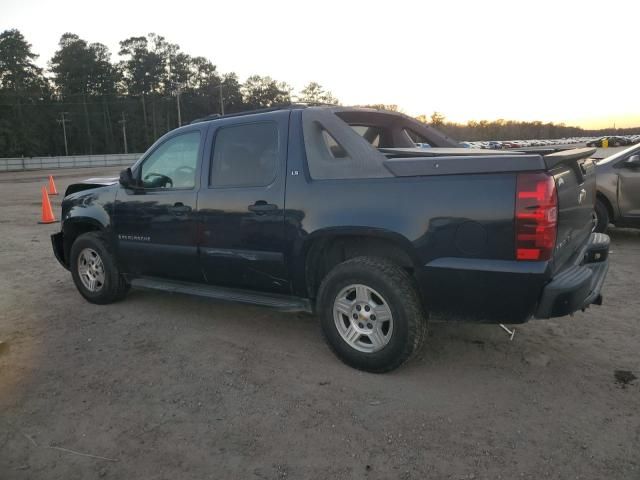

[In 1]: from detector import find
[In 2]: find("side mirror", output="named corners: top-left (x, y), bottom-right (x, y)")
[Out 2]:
top-left (624, 154), bottom-right (640, 168)
top-left (119, 168), bottom-right (136, 188)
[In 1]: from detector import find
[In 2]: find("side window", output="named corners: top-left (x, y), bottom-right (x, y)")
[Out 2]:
top-left (210, 122), bottom-right (279, 188)
top-left (140, 131), bottom-right (200, 189)
top-left (322, 129), bottom-right (349, 159)
top-left (350, 125), bottom-right (381, 148)
top-left (403, 128), bottom-right (430, 147)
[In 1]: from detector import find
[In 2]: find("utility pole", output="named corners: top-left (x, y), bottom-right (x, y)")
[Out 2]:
top-left (174, 84), bottom-right (183, 126)
top-left (210, 82), bottom-right (225, 115)
top-left (140, 94), bottom-right (149, 144)
top-left (119, 112), bottom-right (128, 154)
top-left (82, 92), bottom-right (93, 154)
top-left (57, 112), bottom-right (70, 156)
top-left (219, 84), bottom-right (224, 116)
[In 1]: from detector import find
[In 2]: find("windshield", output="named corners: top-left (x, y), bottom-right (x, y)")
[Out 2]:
top-left (597, 143), bottom-right (640, 165)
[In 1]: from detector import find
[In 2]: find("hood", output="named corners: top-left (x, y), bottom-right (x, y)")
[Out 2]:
top-left (81, 176), bottom-right (119, 186)
top-left (65, 177), bottom-right (119, 197)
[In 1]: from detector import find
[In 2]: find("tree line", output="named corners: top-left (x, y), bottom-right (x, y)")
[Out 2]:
top-left (0, 29), bottom-right (337, 157)
top-left (418, 112), bottom-right (639, 142)
top-left (1, 29), bottom-right (638, 158)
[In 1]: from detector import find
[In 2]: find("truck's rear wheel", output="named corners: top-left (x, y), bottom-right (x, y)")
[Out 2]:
top-left (70, 232), bottom-right (129, 304)
top-left (317, 257), bottom-right (427, 373)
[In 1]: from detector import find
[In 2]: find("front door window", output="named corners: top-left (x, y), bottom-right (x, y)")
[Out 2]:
top-left (140, 131), bottom-right (200, 189)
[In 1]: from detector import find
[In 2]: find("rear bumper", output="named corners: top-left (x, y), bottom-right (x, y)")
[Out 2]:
top-left (534, 232), bottom-right (609, 318)
top-left (417, 232), bottom-right (609, 324)
top-left (51, 232), bottom-right (68, 270)
top-left (417, 258), bottom-right (549, 324)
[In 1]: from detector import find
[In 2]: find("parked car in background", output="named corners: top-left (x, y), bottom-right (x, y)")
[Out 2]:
top-left (588, 136), bottom-right (633, 148)
top-left (594, 143), bottom-right (640, 232)
top-left (587, 137), bottom-right (604, 147)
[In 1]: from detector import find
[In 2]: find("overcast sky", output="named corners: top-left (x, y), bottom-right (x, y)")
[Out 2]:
top-left (3, 0), bottom-right (639, 128)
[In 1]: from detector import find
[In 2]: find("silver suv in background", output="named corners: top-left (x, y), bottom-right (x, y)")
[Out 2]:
top-left (594, 143), bottom-right (640, 232)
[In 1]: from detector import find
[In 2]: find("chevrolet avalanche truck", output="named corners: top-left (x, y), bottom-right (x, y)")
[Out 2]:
top-left (51, 106), bottom-right (610, 372)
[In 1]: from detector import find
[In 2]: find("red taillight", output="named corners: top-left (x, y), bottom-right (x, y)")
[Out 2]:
top-left (515, 172), bottom-right (557, 261)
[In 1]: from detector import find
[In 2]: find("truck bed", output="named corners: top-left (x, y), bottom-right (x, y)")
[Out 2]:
top-left (380, 147), bottom-right (596, 178)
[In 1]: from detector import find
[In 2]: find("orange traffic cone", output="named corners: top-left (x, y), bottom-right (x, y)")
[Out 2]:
top-left (47, 175), bottom-right (59, 195)
top-left (38, 185), bottom-right (57, 224)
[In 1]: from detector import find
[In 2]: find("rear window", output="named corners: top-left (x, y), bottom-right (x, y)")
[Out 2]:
top-left (350, 125), bottom-right (381, 148)
top-left (210, 122), bottom-right (279, 187)
top-left (403, 128), bottom-right (430, 147)
top-left (322, 130), bottom-right (349, 159)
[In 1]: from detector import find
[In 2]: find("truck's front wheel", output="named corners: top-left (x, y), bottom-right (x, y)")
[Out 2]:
top-left (70, 232), bottom-right (129, 304)
top-left (317, 257), bottom-right (427, 373)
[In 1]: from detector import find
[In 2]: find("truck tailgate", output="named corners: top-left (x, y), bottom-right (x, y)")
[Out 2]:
top-left (544, 148), bottom-right (597, 273)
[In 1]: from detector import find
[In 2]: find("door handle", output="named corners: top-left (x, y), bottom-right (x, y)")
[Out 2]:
top-left (248, 201), bottom-right (278, 214)
top-left (170, 202), bottom-right (192, 215)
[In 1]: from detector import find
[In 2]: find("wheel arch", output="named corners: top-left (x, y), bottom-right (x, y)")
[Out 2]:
top-left (62, 217), bottom-right (107, 265)
top-left (298, 228), bottom-right (420, 300)
top-left (596, 191), bottom-right (615, 223)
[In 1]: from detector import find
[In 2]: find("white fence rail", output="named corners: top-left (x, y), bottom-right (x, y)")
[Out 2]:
top-left (0, 153), bottom-right (141, 172)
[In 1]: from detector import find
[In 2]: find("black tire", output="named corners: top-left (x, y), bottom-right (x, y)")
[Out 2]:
top-left (69, 231), bottom-right (129, 304)
top-left (317, 256), bottom-right (427, 373)
top-left (594, 199), bottom-right (610, 233)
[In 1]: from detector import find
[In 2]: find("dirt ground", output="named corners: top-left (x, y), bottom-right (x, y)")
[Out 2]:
top-left (0, 167), bottom-right (638, 480)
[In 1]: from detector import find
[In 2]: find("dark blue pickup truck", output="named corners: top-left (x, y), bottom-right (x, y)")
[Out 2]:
top-left (51, 106), bottom-right (609, 372)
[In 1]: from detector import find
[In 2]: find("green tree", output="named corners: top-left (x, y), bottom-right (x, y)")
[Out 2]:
top-left (242, 75), bottom-right (291, 109)
top-left (360, 104), bottom-right (400, 112)
top-left (49, 33), bottom-right (119, 97)
top-left (187, 56), bottom-right (219, 91)
top-left (0, 29), bottom-right (51, 156)
top-left (298, 81), bottom-right (338, 105)
top-left (430, 111), bottom-right (446, 126)
top-left (118, 34), bottom-right (172, 145)
top-left (118, 34), bottom-right (166, 96)
top-left (49, 33), bottom-right (121, 154)
top-left (0, 29), bottom-right (47, 94)
top-left (218, 72), bottom-right (243, 113)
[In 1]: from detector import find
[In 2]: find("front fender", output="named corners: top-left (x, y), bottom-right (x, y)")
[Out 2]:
top-left (62, 186), bottom-right (116, 229)
top-left (57, 186), bottom-right (116, 266)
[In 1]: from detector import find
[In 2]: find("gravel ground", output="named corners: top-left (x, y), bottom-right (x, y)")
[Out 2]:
top-left (0, 168), bottom-right (638, 480)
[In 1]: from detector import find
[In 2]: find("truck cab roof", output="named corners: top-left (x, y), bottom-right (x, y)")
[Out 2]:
top-left (189, 105), bottom-right (461, 149)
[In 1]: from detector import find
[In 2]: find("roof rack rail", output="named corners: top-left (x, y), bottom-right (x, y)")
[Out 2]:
top-left (189, 114), bottom-right (221, 124)
top-left (190, 103), bottom-right (316, 125)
